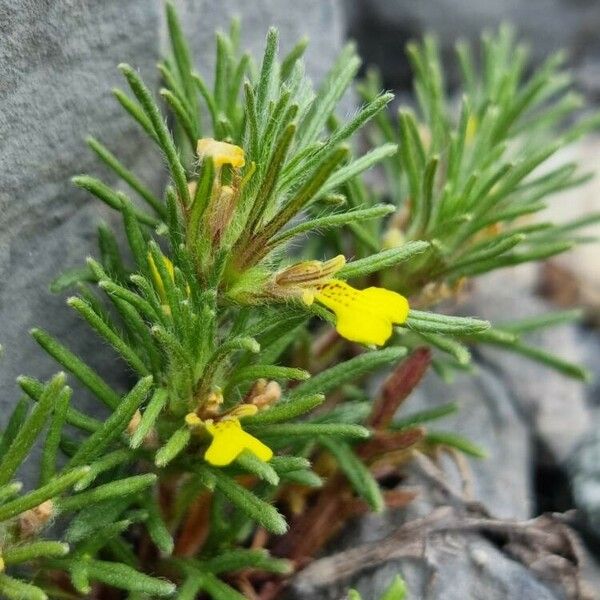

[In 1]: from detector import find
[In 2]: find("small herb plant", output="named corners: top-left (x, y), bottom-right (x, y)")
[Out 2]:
top-left (0, 5), bottom-right (597, 599)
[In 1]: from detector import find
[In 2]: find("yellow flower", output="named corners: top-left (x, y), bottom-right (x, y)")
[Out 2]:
top-left (203, 418), bottom-right (273, 467)
top-left (313, 279), bottom-right (409, 346)
top-left (197, 138), bottom-right (245, 169)
top-left (148, 253), bottom-right (174, 305)
top-left (466, 114), bottom-right (478, 143)
top-left (274, 255), bottom-right (346, 304)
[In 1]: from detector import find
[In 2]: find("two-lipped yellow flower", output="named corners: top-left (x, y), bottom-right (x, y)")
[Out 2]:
top-left (312, 279), bottom-right (409, 347)
top-left (277, 256), bottom-right (410, 346)
top-left (197, 138), bottom-right (245, 169)
top-left (186, 406), bottom-right (272, 467)
top-left (203, 419), bottom-right (272, 466)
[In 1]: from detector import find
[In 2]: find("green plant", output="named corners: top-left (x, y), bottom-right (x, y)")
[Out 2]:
top-left (0, 7), bottom-right (597, 599)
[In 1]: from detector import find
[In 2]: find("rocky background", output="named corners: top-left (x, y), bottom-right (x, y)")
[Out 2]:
top-left (2, 1), bottom-right (600, 598)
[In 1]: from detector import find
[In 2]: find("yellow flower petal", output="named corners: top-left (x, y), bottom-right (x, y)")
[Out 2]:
top-left (197, 138), bottom-right (245, 169)
top-left (204, 418), bottom-right (272, 466)
top-left (315, 279), bottom-right (409, 346)
top-left (148, 252), bottom-right (175, 304)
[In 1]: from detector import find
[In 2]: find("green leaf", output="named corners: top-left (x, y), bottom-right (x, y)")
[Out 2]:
top-left (0, 467), bottom-right (89, 523)
top-left (289, 347), bottom-right (406, 399)
top-left (86, 137), bottom-right (165, 217)
top-left (235, 451), bottom-right (279, 485)
top-left (405, 311), bottom-right (490, 335)
top-left (40, 386), bottom-right (72, 485)
top-left (243, 394), bottom-right (324, 425)
top-left (84, 559), bottom-right (175, 596)
top-left (195, 571), bottom-right (245, 600)
top-left (0, 398), bottom-right (29, 458)
top-left (426, 430), bottom-right (487, 458)
top-left (50, 266), bottom-right (95, 293)
top-left (208, 468), bottom-right (287, 535)
top-left (338, 241), bottom-right (430, 279)
top-left (0, 373), bottom-right (66, 486)
top-left (155, 427), bottom-right (192, 467)
top-left (143, 494), bottom-right (174, 555)
top-left (380, 574), bottom-right (408, 600)
top-left (2, 541), bottom-right (70, 565)
top-left (321, 438), bottom-right (383, 511)
top-left (228, 365), bottom-right (309, 388)
top-left (72, 175), bottom-right (158, 226)
top-left (248, 423), bottom-right (370, 440)
top-left (74, 449), bottom-right (132, 491)
top-left (57, 474), bottom-right (157, 513)
top-left (31, 328), bottom-right (121, 409)
top-left (17, 376), bottom-right (101, 433)
top-left (119, 63), bottom-right (190, 207)
top-left (0, 574), bottom-right (48, 600)
top-left (130, 388), bottom-right (168, 449)
top-left (199, 548), bottom-right (291, 574)
top-left (272, 204), bottom-right (395, 245)
top-left (69, 377), bottom-right (153, 467)
top-left (392, 402), bottom-right (459, 429)
top-left (318, 143), bottom-right (398, 198)
top-left (68, 297), bottom-right (149, 376)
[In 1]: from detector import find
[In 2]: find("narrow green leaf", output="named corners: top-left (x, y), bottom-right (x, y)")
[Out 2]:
top-left (236, 451), bottom-right (279, 485)
top-left (321, 439), bottom-right (383, 511)
top-left (74, 449), bottom-right (132, 491)
top-left (338, 241), bottom-right (430, 279)
top-left (155, 427), bottom-right (191, 467)
top-left (0, 574), bottom-right (48, 600)
top-left (119, 63), bottom-right (190, 207)
top-left (201, 548), bottom-right (292, 575)
top-left (31, 328), bottom-right (121, 409)
top-left (143, 494), bottom-right (174, 555)
top-left (68, 376), bottom-right (152, 468)
top-left (228, 365), bottom-right (309, 388)
top-left (17, 376), bottom-right (100, 433)
top-left (72, 176), bottom-right (158, 226)
top-left (392, 402), bottom-right (459, 429)
top-left (405, 311), bottom-right (490, 335)
top-left (130, 388), bottom-right (168, 449)
top-left (57, 474), bottom-right (157, 513)
top-left (248, 423), bottom-right (370, 440)
top-left (112, 88), bottom-right (159, 142)
top-left (209, 468), bottom-right (287, 534)
top-left (86, 137), bottom-right (165, 217)
top-left (426, 431), bottom-right (487, 458)
top-left (3, 541), bottom-right (70, 565)
top-left (289, 347), bottom-right (406, 399)
top-left (68, 297), bottom-right (149, 376)
top-left (0, 398), bottom-right (29, 458)
top-left (272, 204), bottom-right (395, 245)
top-left (85, 559), bottom-right (175, 596)
top-left (0, 373), bottom-right (66, 486)
top-left (40, 386), bottom-right (72, 485)
top-left (0, 467), bottom-right (89, 522)
top-left (243, 394), bottom-right (324, 425)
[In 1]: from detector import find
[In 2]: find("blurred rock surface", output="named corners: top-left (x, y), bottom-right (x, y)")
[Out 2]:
top-left (345, 0), bottom-right (600, 99)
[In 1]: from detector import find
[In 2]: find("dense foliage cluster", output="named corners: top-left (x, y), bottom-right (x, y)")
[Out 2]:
top-left (0, 5), bottom-right (597, 599)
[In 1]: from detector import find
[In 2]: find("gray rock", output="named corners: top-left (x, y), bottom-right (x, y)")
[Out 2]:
top-left (345, 0), bottom-right (600, 97)
top-left (0, 0), bottom-right (165, 440)
top-left (461, 265), bottom-right (592, 465)
top-left (570, 429), bottom-right (600, 540)
top-left (287, 501), bottom-right (590, 600)
top-left (0, 0), bottom-right (345, 444)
